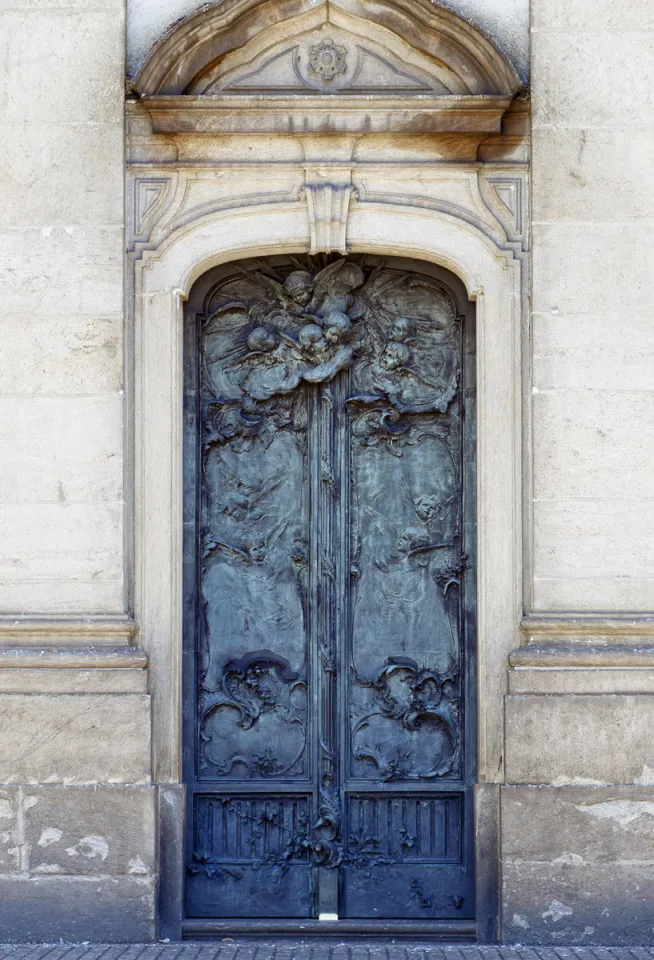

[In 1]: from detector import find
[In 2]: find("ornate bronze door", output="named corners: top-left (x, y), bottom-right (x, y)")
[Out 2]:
top-left (183, 255), bottom-right (476, 931)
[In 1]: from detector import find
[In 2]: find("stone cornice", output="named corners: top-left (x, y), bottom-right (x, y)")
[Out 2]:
top-left (0, 617), bottom-right (137, 647)
top-left (140, 94), bottom-right (514, 136)
top-left (521, 615), bottom-right (654, 639)
top-left (510, 643), bottom-right (654, 669)
top-left (0, 646), bottom-right (148, 670)
top-left (512, 616), bottom-right (654, 669)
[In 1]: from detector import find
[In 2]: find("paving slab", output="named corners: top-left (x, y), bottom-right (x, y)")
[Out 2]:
top-left (1, 947), bottom-right (654, 960)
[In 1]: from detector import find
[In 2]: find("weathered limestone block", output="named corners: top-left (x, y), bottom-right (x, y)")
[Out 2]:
top-left (0, 140), bottom-right (123, 233)
top-left (0, 668), bottom-right (147, 694)
top-left (23, 785), bottom-right (155, 877)
top-left (531, 128), bottom-right (654, 223)
top-left (0, 226), bottom-right (124, 314)
top-left (0, 581), bottom-right (125, 616)
top-left (475, 783), bottom-right (500, 943)
top-left (509, 667), bottom-right (654, 695)
top-left (533, 501), bottom-right (654, 579)
top-left (0, 396), bottom-right (123, 503)
top-left (503, 861), bottom-right (654, 945)
top-left (532, 222), bottom-right (654, 316)
top-left (533, 577), bottom-right (654, 614)
top-left (532, 30), bottom-right (654, 127)
top-left (503, 785), bottom-right (654, 943)
top-left (157, 783), bottom-right (185, 941)
top-left (0, 694), bottom-right (151, 784)
top-left (533, 499), bottom-right (654, 611)
top-left (533, 390), bottom-right (654, 501)
top-left (2, 12), bottom-right (123, 126)
top-left (533, 312), bottom-right (654, 392)
top-left (0, 315), bottom-right (123, 397)
top-left (0, 502), bottom-right (124, 614)
top-left (0, 787), bottom-right (20, 874)
top-left (0, 501), bottom-right (123, 579)
top-left (505, 694), bottom-right (654, 784)
top-left (0, 875), bottom-right (154, 942)
top-left (502, 785), bottom-right (654, 863)
top-left (531, 0), bottom-right (654, 29)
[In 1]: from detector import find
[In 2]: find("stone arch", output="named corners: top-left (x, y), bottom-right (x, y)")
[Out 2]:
top-left (134, 198), bottom-right (522, 789)
top-left (134, 0), bottom-right (521, 99)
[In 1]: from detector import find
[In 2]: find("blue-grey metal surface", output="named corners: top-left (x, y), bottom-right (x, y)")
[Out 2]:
top-left (182, 255), bottom-right (477, 931)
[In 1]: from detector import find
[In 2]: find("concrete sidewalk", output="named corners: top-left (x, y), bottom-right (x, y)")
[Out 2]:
top-left (0, 944), bottom-right (653, 960)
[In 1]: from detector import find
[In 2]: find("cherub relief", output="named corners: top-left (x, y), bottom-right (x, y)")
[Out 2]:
top-left (241, 314), bottom-right (355, 400)
top-left (203, 259), bottom-right (366, 402)
top-left (202, 258), bottom-right (460, 416)
top-left (350, 430), bottom-right (461, 679)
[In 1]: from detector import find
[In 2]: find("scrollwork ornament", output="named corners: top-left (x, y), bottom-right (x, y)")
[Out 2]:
top-left (347, 397), bottom-right (450, 457)
top-left (312, 770), bottom-right (343, 868)
top-left (351, 657), bottom-right (461, 780)
top-left (199, 651), bottom-right (308, 778)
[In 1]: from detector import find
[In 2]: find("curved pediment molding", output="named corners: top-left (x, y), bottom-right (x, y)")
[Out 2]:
top-left (135, 0), bottom-right (521, 134)
top-left (197, 29), bottom-right (448, 96)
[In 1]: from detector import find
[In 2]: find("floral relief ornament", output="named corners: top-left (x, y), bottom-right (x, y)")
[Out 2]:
top-left (309, 38), bottom-right (348, 80)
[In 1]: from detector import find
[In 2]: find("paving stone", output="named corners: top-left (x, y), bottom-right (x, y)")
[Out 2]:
top-left (4, 948), bottom-right (654, 960)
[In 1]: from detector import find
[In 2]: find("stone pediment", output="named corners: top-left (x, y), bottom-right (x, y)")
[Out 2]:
top-left (135, 0), bottom-right (521, 134)
top-left (195, 27), bottom-right (451, 96)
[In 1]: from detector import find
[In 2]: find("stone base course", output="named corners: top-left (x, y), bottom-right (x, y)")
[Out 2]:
top-left (0, 877), bottom-right (154, 943)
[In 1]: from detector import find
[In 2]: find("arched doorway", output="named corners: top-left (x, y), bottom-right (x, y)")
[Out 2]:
top-left (130, 0), bottom-right (526, 940)
top-left (181, 254), bottom-right (476, 933)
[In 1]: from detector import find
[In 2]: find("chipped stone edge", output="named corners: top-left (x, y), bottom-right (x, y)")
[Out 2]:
top-left (0, 617), bottom-right (137, 648)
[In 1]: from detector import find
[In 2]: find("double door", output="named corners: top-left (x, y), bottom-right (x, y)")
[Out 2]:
top-left (183, 254), bottom-right (476, 929)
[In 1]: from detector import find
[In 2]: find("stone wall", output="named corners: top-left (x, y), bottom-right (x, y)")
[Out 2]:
top-left (1, 0), bottom-right (126, 616)
top-left (0, 0), bottom-right (155, 940)
top-left (501, 0), bottom-right (654, 945)
top-left (530, 0), bottom-right (654, 614)
top-left (2, 0), bottom-right (654, 943)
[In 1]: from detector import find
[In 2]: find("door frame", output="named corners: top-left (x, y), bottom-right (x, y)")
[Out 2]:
top-left (130, 197), bottom-right (525, 939)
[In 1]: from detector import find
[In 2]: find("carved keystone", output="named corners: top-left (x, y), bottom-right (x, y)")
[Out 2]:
top-left (303, 169), bottom-right (356, 255)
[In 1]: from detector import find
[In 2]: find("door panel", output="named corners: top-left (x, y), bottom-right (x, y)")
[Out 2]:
top-left (183, 255), bottom-right (476, 926)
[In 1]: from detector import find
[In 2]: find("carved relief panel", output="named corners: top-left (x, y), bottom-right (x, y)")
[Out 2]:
top-left (183, 254), bottom-right (476, 926)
